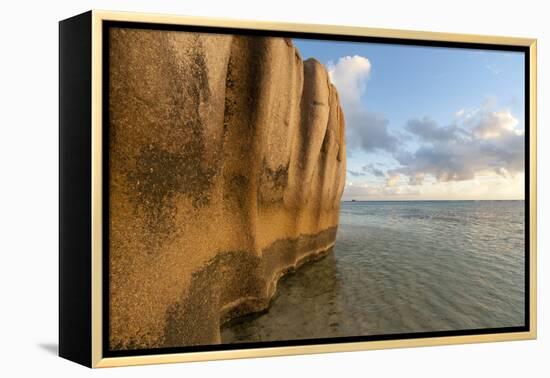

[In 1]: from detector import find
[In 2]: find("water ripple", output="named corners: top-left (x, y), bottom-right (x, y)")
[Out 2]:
top-left (222, 201), bottom-right (525, 343)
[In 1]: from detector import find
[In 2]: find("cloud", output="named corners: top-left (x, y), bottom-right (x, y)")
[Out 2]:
top-left (342, 173), bottom-right (524, 201)
top-left (362, 163), bottom-right (386, 177)
top-left (343, 180), bottom-right (421, 200)
top-left (347, 164), bottom-right (387, 179)
top-left (392, 109), bottom-right (524, 184)
top-left (471, 110), bottom-right (520, 139)
top-left (347, 169), bottom-right (366, 177)
top-left (328, 55), bottom-right (371, 104)
top-left (327, 54), bottom-right (525, 200)
top-left (328, 55), bottom-right (398, 153)
top-left (405, 117), bottom-right (468, 142)
top-left (386, 174), bottom-right (400, 187)
top-left (346, 111), bottom-right (399, 152)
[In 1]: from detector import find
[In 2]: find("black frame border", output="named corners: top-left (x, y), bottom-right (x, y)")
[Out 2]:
top-left (59, 11), bottom-right (93, 367)
top-left (101, 20), bottom-right (531, 359)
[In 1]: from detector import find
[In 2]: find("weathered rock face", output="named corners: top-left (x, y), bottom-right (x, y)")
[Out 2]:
top-left (108, 28), bottom-right (346, 350)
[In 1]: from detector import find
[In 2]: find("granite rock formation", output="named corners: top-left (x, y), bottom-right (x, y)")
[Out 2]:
top-left (108, 28), bottom-right (346, 350)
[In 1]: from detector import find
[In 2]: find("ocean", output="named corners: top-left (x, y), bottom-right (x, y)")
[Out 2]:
top-left (221, 200), bottom-right (526, 343)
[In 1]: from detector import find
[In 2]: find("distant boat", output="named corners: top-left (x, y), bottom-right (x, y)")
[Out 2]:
top-left (351, 199), bottom-right (356, 202)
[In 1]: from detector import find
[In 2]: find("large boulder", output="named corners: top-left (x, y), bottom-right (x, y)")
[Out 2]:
top-left (108, 28), bottom-right (346, 350)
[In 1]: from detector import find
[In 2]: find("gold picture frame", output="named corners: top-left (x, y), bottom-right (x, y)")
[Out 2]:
top-left (59, 9), bottom-right (537, 368)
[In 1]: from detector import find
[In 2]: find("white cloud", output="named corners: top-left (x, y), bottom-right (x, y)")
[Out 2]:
top-left (393, 108), bottom-right (524, 184)
top-left (471, 110), bottom-right (521, 139)
top-left (342, 172), bottom-right (524, 201)
top-left (386, 174), bottom-right (400, 187)
top-left (328, 55), bottom-right (371, 105)
top-left (343, 180), bottom-right (421, 200)
top-left (328, 55), bottom-right (397, 153)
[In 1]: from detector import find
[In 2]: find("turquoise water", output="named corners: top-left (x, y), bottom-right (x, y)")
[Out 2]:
top-left (222, 200), bottom-right (525, 343)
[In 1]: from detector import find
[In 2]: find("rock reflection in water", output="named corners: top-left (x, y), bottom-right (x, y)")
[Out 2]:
top-left (221, 251), bottom-right (359, 342)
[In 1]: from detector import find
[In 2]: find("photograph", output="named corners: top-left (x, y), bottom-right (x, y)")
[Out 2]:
top-left (105, 23), bottom-right (528, 353)
top-left (2, 0), bottom-right (547, 375)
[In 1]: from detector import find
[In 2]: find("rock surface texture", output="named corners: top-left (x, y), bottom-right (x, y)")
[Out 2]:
top-left (108, 28), bottom-right (346, 350)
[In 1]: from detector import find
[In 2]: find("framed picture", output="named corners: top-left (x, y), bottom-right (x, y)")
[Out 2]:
top-left (59, 10), bottom-right (537, 368)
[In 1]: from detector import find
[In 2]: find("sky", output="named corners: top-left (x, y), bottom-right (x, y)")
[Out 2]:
top-left (293, 39), bottom-right (525, 201)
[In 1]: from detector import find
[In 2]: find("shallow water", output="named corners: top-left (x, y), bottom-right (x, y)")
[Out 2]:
top-left (221, 200), bottom-right (525, 343)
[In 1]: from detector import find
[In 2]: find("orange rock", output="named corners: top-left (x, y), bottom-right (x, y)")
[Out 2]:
top-left (108, 28), bottom-right (346, 350)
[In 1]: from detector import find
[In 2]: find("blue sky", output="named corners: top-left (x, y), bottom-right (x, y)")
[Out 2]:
top-left (294, 39), bottom-right (525, 200)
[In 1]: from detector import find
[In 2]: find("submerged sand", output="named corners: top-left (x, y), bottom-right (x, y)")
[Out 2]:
top-left (222, 201), bottom-right (526, 342)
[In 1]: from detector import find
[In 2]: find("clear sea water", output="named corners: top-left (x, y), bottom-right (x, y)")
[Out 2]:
top-left (222, 200), bottom-right (526, 343)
